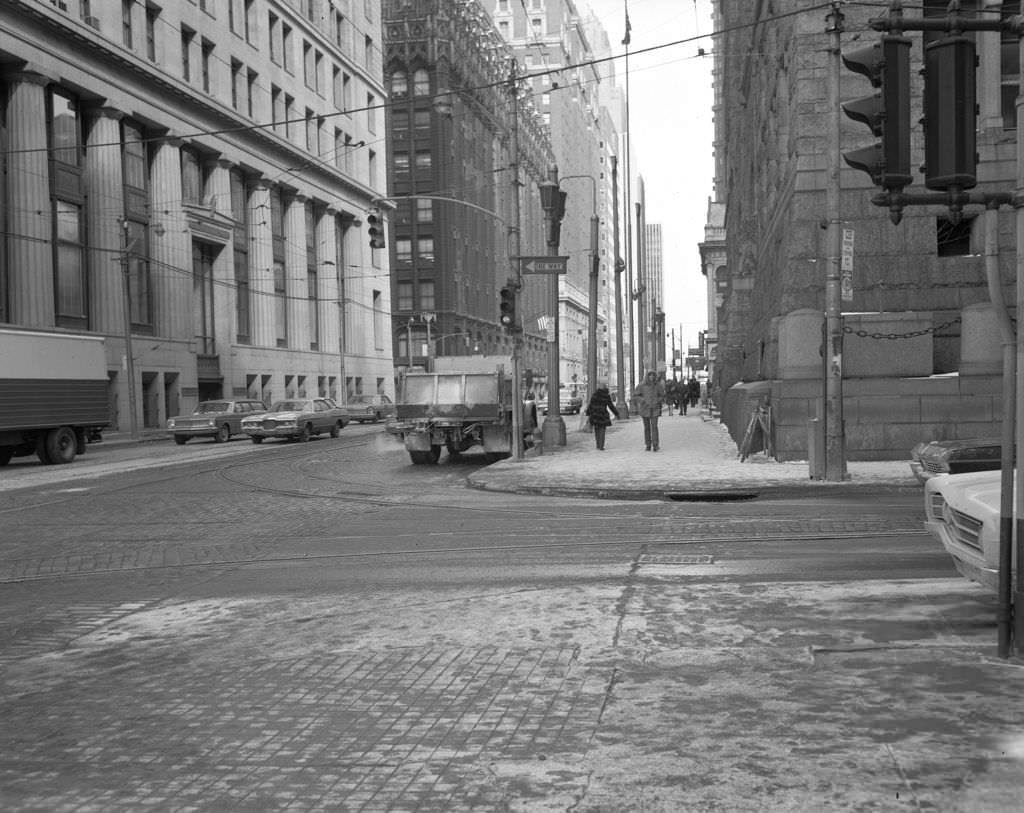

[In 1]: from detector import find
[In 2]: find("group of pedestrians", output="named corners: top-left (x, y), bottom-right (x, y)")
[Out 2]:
top-left (583, 372), bottom-right (704, 452)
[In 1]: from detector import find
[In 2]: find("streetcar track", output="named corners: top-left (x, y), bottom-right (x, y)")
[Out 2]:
top-left (0, 529), bottom-right (928, 585)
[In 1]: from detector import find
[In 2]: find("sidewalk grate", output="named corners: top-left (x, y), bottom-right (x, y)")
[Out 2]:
top-left (638, 554), bottom-right (715, 566)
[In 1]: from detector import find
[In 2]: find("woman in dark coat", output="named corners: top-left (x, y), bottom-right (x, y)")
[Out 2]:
top-left (585, 382), bottom-right (620, 450)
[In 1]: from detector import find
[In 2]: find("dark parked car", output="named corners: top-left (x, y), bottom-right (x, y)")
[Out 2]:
top-left (909, 437), bottom-right (1002, 482)
top-left (166, 399), bottom-right (267, 445)
top-left (342, 394), bottom-right (394, 423)
top-left (241, 397), bottom-right (349, 443)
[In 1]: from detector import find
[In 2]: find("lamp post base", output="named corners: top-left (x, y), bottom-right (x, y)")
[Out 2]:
top-left (542, 415), bottom-right (566, 447)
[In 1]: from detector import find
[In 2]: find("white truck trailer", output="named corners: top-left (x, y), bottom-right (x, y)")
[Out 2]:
top-left (0, 328), bottom-right (111, 465)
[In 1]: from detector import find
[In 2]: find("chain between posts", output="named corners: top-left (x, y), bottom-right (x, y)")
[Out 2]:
top-left (843, 316), bottom-right (961, 340)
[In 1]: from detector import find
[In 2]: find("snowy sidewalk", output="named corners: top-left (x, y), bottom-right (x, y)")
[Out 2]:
top-left (468, 407), bottom-right (921, 498)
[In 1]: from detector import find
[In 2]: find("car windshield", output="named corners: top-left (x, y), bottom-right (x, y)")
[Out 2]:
top-left (268, 400), bottom-right (310, 412)
top-left (194, 402), bottom-right (230, 414)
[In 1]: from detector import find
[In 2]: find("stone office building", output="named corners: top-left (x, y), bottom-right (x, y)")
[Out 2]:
top-left (0, 0), bottom-right (392, 433)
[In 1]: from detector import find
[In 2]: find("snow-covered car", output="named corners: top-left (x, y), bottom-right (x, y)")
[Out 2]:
top-left (166, 399), bottom-right (267, 445)
top-left (923, 469), bottom-right (1014, 592)
top-left (342, 394), bottom-right (394, 423)
top-left (910, 437), bottom-right (1001, 483)
top-left (241, 397), bottom-right (349, 443)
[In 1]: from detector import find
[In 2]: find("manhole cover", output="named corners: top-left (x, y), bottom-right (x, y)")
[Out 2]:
top-left (638, 554), bottom-right (715, 565)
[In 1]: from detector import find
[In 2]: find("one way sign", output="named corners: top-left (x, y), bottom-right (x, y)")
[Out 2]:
top-left (518, 256), bottom-right (569, 275)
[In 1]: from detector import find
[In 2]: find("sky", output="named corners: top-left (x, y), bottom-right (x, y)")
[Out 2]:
top-left (578, 0), bottom-right (717, 358)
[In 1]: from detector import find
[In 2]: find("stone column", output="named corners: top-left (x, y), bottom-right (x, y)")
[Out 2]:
top-left (248, 180), bottom-right (276, 347)
top-left (6, 72), bottom-right (55, 326)
top-left (84, 106), bottom-right (126, 333)
top-left (285, 193), bottom-right (309, 350)
top-left (318, 209), bottom-right (340, 365)
top-left (148, 137), bottom-right (191, 340)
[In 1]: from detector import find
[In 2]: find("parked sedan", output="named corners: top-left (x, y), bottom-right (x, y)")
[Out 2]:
top-left (343, 394), bottom-right (394, 423)
top-left (241, 398), bottom-right (349, 443)
top-left (923, 469), bottom-right (1008, 592)
top-left (166, 399), bottom-right (267, 445)
top-left (910, 437), bottom-right (1001, 482)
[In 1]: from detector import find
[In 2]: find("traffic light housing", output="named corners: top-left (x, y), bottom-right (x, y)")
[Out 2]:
top-left (499, 285), bottom-right (517, 330)
top-left (923, 35), bottom-right (977, 191)
top-left (841, 35), bottom-right (912, 202)
top-left (367, 209), bottom-right (385, 249)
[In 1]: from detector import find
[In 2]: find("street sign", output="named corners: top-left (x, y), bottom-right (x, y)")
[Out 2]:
top-left (518, 256), bottom-right (569, 275)
top-left (841, 228), bottom-right (854, 302)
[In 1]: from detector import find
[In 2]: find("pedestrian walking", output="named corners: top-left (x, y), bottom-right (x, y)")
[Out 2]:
top-left (584, 382), bottom-right (620, 450)
top-left (687, 377), bottom-right (701, 410)
top-left (664, 378), bottom-right (677, 416)
top-left (632, 370), bottom-right (665, 451)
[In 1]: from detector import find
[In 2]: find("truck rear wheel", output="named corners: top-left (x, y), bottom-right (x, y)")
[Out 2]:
top-left (43, 427), bottom-right (77, 464)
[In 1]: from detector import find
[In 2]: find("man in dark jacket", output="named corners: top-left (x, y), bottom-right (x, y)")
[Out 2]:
top-left (584, 382), bottom-right (620, 450)
top-left (632, 370), bottom-right (666, 451)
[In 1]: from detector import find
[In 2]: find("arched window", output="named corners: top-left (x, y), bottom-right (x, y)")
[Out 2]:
top-left (391, 70), bottom-right (407, 97)
top-left (413, 69), bottom-right (430, 96)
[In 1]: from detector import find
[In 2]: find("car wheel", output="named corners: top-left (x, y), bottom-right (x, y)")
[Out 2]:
top-left (214, 424), bottom-right (230, 443)
top-left (374, 410), bottom-right (382, 422)
top-left (173, 435), bottom-right (189, 446)
top-left (251, 436), bottom-right (264, 444)
top-left (298, 424), bottom-right (312, 442)
top-left (330, 421), bottom-right (342, 438)
top-left (0, 447), bottom-right (13, 466)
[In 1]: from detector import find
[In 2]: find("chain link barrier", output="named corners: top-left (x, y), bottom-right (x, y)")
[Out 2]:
top-left (842, 316), bottom-right (962, 341)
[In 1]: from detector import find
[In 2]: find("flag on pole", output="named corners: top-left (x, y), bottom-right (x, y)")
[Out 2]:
top-left (622, 2), bottom-right (632, 46)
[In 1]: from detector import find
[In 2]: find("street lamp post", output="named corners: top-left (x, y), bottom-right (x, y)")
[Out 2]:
top-left (558, 174), bottom-right (599, 399)
top-left (539, 164), bottom-right (567, 447)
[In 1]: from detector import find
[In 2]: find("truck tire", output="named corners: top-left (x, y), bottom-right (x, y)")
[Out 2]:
top-left (44, 427), bottom-right (77, 464)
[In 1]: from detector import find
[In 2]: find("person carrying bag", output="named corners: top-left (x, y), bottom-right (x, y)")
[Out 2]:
top-left (584, 382), bottom-right (620, 450)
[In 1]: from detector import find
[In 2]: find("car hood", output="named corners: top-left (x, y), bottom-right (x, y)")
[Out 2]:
top-left (929, 470), bottom-right (1006, 519)
top-left (248, 411), bottom-right (304, 420)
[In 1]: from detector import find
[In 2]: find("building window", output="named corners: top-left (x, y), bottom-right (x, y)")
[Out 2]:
top-left (181, 26), bottom-right (194, 82)
top-left (393, 151), bottom-right (409, 173)
top-left (396, 238), bottom-right (412, 263)
top-left (247, 69), bottom-right (257, 118)
top-left (145, 5), bottom-right (158, 61)
top-left (231, 59), bottom-right (243, 110)
top-left (413, 69), bottom-right (430, 96)
top-left (283, 23), bottom-right (294, 73)
top-left (122, 0), bottom-right (134, 49)
top-left (244, 0), bottom-right (255, 43)
top-left (231, 170), bottom-right (251, 343)
top-left (397, 281), bottom-right (413, 311)
top-left (305, 108), bottom-right (316, 153)
top-left (285, 92), bottom-right (295, 142)
top-left (416, 199), bottom-right (433, 224)
top-left (367, 93), bottom-right (376, 133)
top-left (417, 238), bottom-right (434, 263)
top-left (342, 72), bottom-right (352, 110)
top-left (414, 109), bottom-right (431, 129)
top-left (180, 146), bottom-right (205, 204)
top-left (333, 66), bottom-right (342, 108)
top-left (373, 289), bottom-right (384, 350)
top-left (307, 203), bottom-right (320, 351)
top-left (122, 120), bottom-right (151, 327)
top-left (303, 41), bottom-right (314, 88)
top-left (201, 39), bottom-right (214, 93)
top-left (271, 85), bottom-right (283, 133)
top-left (392, 70), bottom-right (408, 97)
top-left (54, 200), bottom-right (86, 321)
top-left (368, 149), bottom-right (377, 187)
top-left (415, 151), bottom-right (431, 170)
top-left (364, 35), bottom-right (373, 69)
top-left (418, 280), bottom-right (435, 310)
top-left (271, 188), bottom-right (287, 347)
top-left (269, 12), bottom-right (280, 63)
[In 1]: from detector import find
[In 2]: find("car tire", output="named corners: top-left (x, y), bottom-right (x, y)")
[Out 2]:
top-left (0, 447), bottom-right (13, 466)
top-left (374, 411), bottom-right (382, 422)
top-left (214, 424), bottom-right (230, 443)
top-left (330, 421), bottom-right (342, 438)
top-left (251, 436), bottom-right (264, 444)
top-left (298, 424), bottom-right (312, 442)
top-left (173, 435), bottom-right (189, 446)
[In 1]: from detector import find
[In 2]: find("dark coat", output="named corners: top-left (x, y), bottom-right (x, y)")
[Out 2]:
top-left (585, 387), bottom-right (620, 428)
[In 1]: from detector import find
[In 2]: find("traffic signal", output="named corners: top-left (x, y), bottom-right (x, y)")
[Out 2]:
top-left (922, 35), bottom-right (977, 191)
top-left (499, 285), bottom-right (516, 330)
top-left (367, 208), bottom-right (385, 249)
top-left (547, 190), bottom-right (568, 247)
top-left (841, 35), bottom-right (912, 207)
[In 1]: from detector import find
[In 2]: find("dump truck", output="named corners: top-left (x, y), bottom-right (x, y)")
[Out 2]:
top-left (0, 328), bottom-right (111, 465)
top-left (389, 363), bottom-right (535, 465)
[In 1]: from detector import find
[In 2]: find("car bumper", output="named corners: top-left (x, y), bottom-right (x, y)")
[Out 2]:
top-left (242, 427), bottom-right (299, 438)
top-left (924, 518), bottom-right (998, 592)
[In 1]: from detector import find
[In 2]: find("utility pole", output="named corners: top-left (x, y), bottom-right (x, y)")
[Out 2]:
top-left (540, 164), bottom-right (567, 447)
top-left (612, 155), bottom-right (628, 417)
top-left (508, 58), bottom-right (524, 459)
top-left (825, 3), bottom-right (848, 480)
top-left (119, 218), bottom-right (140, 440)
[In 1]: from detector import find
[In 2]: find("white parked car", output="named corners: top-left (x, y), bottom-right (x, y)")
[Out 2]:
top-left (923, 470), bottom-right (1013, 592)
